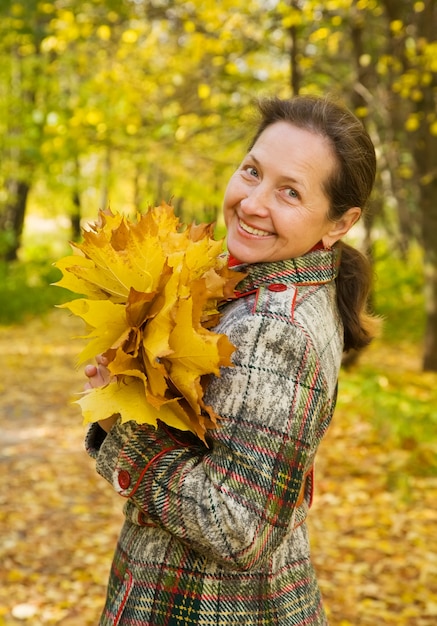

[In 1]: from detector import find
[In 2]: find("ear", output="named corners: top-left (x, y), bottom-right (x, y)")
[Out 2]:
top-left (322, 207), bottom-right (362, 249)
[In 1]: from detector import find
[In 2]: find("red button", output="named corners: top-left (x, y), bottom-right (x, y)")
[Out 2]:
top-left (268, 283), bottom-right (287, 292)
top-left (118, 469), bottom-right (131, 490)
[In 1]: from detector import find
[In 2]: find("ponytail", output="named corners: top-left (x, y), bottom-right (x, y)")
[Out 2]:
top-left (335, 241), bottom-right (380, 352)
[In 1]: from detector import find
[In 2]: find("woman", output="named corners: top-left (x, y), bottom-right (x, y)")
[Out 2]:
top-left (85, 95), bottom-right (377, 625)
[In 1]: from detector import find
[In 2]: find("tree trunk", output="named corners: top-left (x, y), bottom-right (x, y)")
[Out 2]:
top-left (421, 179), bottom-right (437, 370)
top-left (414, 0), bottom-right (437, 370)
top-left (71, 157), bottom-right (82, 241)
top-left (100, 146), bottom-right (112, 211)
top-left (0, 179), bottom-right (30, 262)
top-left (417, 124), bottom-right (437, 370)
top-left (288, 1), bottom-right (301, 95)
top-left (71, 189), bottom-right (82, 242)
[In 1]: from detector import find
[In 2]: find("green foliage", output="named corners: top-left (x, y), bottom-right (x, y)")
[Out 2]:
top-left (0, 228), bottom-right (17, 258)
top-left (340, 357), bottom-right (437, 479)
top-left (337, 243), bottom-right (435, 478)
top-left (0, 260), bottom-right (72, 325)
top-left (373, 241), bottom-right (425, 343)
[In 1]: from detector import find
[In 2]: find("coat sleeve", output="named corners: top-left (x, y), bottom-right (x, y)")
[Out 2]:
top-left (91, 297), bottom-right (334, 571)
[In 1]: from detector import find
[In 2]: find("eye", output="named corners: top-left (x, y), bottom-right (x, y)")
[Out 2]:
top-left (284, 187), bottom-right (298, 199)
top-left (243, 165), bottom-right (259, 178)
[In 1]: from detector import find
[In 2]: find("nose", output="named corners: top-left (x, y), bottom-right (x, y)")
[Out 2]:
top-left (240, 183), bottom-right (270, 216)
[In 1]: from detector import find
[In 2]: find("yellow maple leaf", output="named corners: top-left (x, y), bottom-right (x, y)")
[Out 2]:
top-left (77, 378), bottom-right (194, 432)
top-left (58, 298), bottom-right (129, 365)
top-left (165, 295), bottom-right (235, 433)
top-left (54, 202), bottom-right (246, 442)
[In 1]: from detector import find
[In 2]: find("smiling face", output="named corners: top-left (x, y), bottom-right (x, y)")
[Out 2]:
top-left (223, 121), bottom-right (360, 264)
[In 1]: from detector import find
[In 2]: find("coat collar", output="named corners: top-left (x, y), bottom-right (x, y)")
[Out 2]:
top-left (230, 247), bottom-right (341, 295)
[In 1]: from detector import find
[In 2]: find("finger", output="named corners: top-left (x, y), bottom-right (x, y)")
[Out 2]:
top-left (96, 364), bottom-right (111, 385)
top-left (96, 354), bottom-right (108, 366)
top-left (85, 364), bottom-right (98, 378)
top-left (85, 370), bottom-right (106, 389)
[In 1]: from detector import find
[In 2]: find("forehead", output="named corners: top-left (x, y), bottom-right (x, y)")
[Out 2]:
top-left (251, 121), bottom-right (336, 181)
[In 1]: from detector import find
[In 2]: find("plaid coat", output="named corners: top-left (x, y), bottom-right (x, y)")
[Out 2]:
top-left (86, 248), bottom-right (343, 626)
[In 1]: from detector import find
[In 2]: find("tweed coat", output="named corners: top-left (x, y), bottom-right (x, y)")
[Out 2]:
top-left (86, 248), bottom-right (344, 626)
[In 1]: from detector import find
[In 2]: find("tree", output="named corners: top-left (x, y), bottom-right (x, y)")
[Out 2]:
top-left (272, 0), bottom-right (437, 370)
top-left (1, 0), bottom-right (436, 368)
top-left (0, 0), bottom-right (51, 260)
top-left (379, 0), bottom-right (437, 369)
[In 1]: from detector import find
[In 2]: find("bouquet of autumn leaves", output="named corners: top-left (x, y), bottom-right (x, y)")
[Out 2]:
top-left (55, 203), bottom-right (245, 443)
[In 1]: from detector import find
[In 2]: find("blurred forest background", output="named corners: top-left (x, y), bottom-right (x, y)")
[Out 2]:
top-left (1, 0), bottom-right (436, 625)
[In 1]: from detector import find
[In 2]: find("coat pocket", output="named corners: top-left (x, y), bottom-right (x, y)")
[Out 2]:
top-left (100, 570), bottom-right (133, 626)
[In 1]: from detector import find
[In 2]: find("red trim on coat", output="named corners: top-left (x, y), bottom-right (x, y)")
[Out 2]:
top-left (113, 568), bottom-right (133, 625)
top-left (123, 446), bottom-right (178, 498)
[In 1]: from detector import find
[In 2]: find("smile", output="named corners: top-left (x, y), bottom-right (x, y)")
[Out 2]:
top-left (239, 219), bottom-right (272, 237)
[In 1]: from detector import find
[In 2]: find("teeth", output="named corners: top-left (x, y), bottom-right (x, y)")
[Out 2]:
top-left (239, 220), bottom-right (271, 237)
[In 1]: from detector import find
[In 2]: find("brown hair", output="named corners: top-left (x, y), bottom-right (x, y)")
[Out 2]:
top-left (250, 95), bottom-right (378, 352)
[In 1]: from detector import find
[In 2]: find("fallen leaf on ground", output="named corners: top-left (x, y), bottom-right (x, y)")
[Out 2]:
top-left (0, 314), bottom-right (436, 625)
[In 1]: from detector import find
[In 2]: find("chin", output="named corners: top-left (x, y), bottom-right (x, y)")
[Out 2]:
top-left (227, 243), bottom-right (250, 264)
top-left (230, 251), bottom-right (265, 265)
top-left (227, 238), bottom-right (258, 264)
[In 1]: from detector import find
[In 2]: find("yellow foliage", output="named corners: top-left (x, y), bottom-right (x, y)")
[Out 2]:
top-left (97, 25), bottom-right (111, 41)
top-left (121, 29), bottom-right (139, 44)
top-left (281, 12), bottom-right (302, 29)
top-left (405, 114), bottom-right (420, 132)
top-left (309, 28), bottom-right (330, 43)
top-left (354, 106), bottom-right (369, 119)
top-left (390, 19), bottom-right (404, 34)
top-left (55, 203), bottom-right (245, 442)
top-left (198, 83), bottom-right (211, 99)
top-left (398, 165), bottom-right (414, 180)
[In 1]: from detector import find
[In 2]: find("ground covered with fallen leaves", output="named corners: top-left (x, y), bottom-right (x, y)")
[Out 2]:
top-left (1, 311), bottom-right (436, 625)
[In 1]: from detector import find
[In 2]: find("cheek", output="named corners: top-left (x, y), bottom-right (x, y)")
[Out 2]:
top-left (223, 173), bottom-right (242, 202)
top-left (222, 196), bottom-right (232, 227)
top-left (222, 184), bottom-right (237, 223)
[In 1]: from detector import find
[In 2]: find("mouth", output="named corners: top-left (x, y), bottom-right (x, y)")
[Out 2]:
top-left (238, 219), bottom-right (272, 237)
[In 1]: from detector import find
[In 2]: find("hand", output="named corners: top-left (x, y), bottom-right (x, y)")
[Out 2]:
top-left (84, 355), bottom-right (118, 433)
top-left (84, 354), bottom-right (112, 390)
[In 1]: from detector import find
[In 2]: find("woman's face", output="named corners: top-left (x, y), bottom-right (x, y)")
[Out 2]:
top-left (223, 121), bottom-right (356, 264)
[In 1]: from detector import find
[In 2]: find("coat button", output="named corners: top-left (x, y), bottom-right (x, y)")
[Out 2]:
top-left (118, 469), bottom-right (131, 490)
top-left (267, 283), bottom-right (287, 292)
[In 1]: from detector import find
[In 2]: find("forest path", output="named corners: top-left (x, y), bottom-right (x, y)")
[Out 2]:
top-left (0, 311), bottom-right (435, 625)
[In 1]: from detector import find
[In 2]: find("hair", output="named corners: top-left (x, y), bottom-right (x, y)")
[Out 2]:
top-left (250, 95), bottom-right (379, 352)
